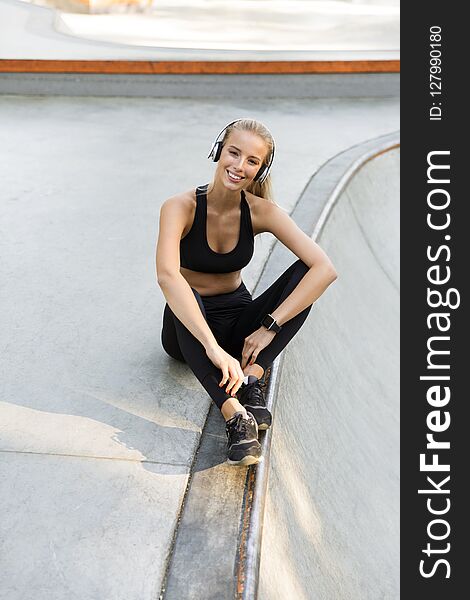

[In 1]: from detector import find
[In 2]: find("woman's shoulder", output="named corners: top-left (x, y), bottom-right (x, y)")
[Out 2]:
top-left (244, 190), bottom-right (279, 235)
top-left (244, 189), bottom-right (274, 211)
top-left (163, 188), bottom-right (197, 211)
top-left (244, 190), bottom-right (290, 235)
top-left (160, 189), bottom-right (198, 237)
top-left (244, 189), bottom-right (284, 218)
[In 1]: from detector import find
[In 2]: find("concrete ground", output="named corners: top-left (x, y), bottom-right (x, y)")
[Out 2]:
top-left (1, 0), bottom-right (399, 60)
top-left (0, 95), bottom-right (399, 598)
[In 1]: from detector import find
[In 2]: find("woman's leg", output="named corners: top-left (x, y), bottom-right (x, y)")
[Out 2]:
top-left (161, 303), bottom-right (185, 363)
top-left (231, 259), bottom-right (313, 374)
top-left (161, 289), bottom-right (236, 411)
top-left (162, 289), bottom-right (262, 465)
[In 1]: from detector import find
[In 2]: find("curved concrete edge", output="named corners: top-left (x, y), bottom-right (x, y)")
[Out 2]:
top-left (52, 5), bottom-right (399, 55)
top-left (239, 131), bottom-right (400, 600)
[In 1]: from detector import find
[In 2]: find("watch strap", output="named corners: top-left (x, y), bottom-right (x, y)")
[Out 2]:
top-left (261, 313), bottom-right (282, 333)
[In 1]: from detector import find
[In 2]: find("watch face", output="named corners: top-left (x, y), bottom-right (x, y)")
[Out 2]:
top-left (263, 315), bottom-right (275, 328)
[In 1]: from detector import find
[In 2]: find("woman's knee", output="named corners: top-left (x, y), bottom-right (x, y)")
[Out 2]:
top-left (285, 259), bottom-right (309, 288)
top-left (161, 331), bottom-right (186, 363)
top-left (161, 304), bottom-right (186, 362)
top-left (292, 259), bottom-right (309, 275)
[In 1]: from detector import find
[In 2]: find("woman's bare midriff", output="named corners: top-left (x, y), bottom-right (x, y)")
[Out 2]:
top-left (180, 266), bottom-right (243, 297)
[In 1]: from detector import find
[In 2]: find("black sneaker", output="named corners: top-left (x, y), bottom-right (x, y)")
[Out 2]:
top-left (237, 381), bottom-right (272, 430)
top-left (225, 411), bottom-right (262, 466)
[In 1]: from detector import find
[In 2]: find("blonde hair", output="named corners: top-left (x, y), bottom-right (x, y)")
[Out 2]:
top-left (221, 119), bottom-right (276, 203)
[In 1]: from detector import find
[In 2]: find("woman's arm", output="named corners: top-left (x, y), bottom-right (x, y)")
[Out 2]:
top-left (156, 196), bottom-right (245, 395)
top-left (159, 273), bottom-right (220, 349)
top-left (156, 196), bottom-right (219, 350)
top-left (270, 263), bottom-right (337, 326)
top-left (257, 200), bottom-right (338, 326)
top-left (241, 199), bottom-right (337, 369)
top-left (239, 200), bottom-right (337, 369)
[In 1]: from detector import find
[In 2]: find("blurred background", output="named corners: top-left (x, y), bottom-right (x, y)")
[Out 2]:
top-left (4, 0), bottom-right (399, 56)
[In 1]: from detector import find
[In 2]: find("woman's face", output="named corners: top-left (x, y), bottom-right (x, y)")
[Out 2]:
top-left (216, 129), bottom-right (269, 189)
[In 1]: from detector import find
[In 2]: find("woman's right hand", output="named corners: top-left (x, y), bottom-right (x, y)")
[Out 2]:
top-left (205, 345), bottom-right (245, 396)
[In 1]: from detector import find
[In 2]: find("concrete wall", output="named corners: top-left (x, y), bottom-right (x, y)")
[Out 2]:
top-left (259, 148), bottom-right (399, 599)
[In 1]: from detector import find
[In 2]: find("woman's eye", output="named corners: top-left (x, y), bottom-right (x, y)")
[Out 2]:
top-left (229, 150), bottom-right (238, 156)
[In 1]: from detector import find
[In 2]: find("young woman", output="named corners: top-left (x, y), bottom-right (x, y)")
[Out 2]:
top-left (156, 118), bottom-right (337, 466)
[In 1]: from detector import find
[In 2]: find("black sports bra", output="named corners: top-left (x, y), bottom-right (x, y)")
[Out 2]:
top-left (180, 184), bottom-right (254, 274)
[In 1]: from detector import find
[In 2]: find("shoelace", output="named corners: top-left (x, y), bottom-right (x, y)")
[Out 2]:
top-left (240, 382), bottom-right (265, 407)
top-left (226, 413), bottom-right (251, 442)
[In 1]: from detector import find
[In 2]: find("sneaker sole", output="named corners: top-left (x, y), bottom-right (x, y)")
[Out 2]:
top-left (257, 423), bottom-right (270, 431)
top-left (226, 454), bottom-right (264, 466)
top-left (242, 406), bottom-right (272, 430)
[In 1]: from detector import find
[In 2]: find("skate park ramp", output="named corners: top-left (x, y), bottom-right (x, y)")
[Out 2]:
top-left (0, 86), bottom-right (399, 597)
top-left (258, 145), bottom-right (399, 599)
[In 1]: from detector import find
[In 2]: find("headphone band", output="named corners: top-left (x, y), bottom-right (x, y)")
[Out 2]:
top-left (207, 119), bottom-right (275, 184)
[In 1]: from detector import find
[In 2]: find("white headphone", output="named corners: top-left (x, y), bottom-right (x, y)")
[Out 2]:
top-left (207, 119), bottom-right (275, 184)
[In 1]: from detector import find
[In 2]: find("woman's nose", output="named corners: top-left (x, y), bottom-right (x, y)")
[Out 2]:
top-left (233, 157), bottom-right (244, 170)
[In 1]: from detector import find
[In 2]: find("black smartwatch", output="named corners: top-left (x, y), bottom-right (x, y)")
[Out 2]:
top-left (261, 313), bottom-right (282, 333)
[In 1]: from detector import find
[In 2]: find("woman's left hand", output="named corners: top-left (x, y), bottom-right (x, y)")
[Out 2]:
top-left (241, 327), bottom-right (277, 369)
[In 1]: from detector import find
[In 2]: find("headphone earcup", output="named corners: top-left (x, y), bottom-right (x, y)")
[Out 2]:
top-left (212, 141), bottom-right (223, 162)
top-left (254, 165), bottom-right (267, 183)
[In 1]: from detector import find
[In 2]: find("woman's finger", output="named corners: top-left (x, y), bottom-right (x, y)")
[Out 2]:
top-left (219, 364), bottom-right (229, 387)
top-left (241, 345), bottom-right (253, 369)
top-left (235, 366), bottom-right (245, 394)
top-left (227, 360), bottom-right (241, 392)
top-left (227, 364), bottom-right (244, 395)
top-left (230, 377), bottom-right (244, 396)
top-left (225, 359), bottom-right (240, 393)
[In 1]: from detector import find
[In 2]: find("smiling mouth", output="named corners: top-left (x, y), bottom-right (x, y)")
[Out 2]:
top-left (226, 170), bottom-right (244, 182)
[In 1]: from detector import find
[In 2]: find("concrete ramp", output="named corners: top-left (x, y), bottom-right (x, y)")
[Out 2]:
top-left (0, 91), bottom-right (399, 598)
top-left (258, 146), bottom-right (399, 599)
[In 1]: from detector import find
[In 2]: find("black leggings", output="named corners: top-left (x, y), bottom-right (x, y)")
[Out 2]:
top-left (161, 259), bottom-right (312, 410)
